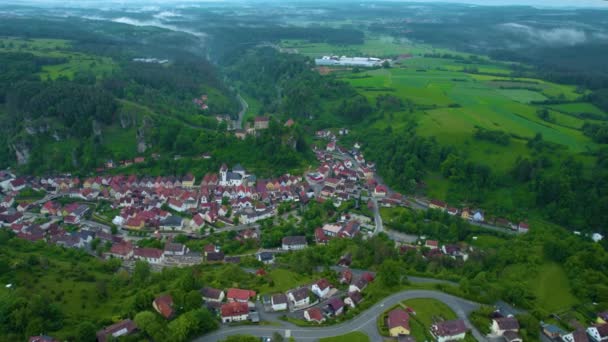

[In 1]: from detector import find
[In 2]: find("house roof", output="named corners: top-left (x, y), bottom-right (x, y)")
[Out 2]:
top-left (134, 247), bottom-right (163, 259)
top-left (96, 319), bottom-right (137, 342)
top-left (221, 302), bottom-right (249, 317)
top-left (201, 287), bottom-right (223, 300)
top-left (290, 287), bottom-right (310, 301)
top-left (503, 331), bottom-right (521, 342)
top-left (227, 288), bottom-right (256, 301)
top-left (316, 278), bottom-right (331, 291)
top-left (29, 336), bottom-right (58, 342)
top-left (327, 297), bottom-right (344, 311)
top-left (272, 293), bottom-right (288, 305)
top-left (595, 324), bottom-right (608, 337)
top-left (282, 236), bottom-right (307, 246)
top-left (110, 242), bottom-right (133, 256)
top-left (431, 319), bottom-right (467, 337)
top-left (164, 242), bottom-right (186, 253)
top-left (388, 309), bottom-right (410, 331)
top-left (348, 291), bottom-right (363, 304)
top-left (306, 307), bottom-right (324, 322)
top-left (495, 317), bottom-right (519, 330)
top-left (153, 295), bottom-right (174, 319)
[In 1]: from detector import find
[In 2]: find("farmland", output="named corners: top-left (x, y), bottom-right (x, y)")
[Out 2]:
top-left (0, 37), bottom-right (116, 80)
top-left (335, 59), bottom-right (603, 177)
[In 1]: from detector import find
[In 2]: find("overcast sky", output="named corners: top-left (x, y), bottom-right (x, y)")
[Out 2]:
top-left (4, 0), bottom-right (608, 8)
top-left (399, 0), bottom-right (608, 7)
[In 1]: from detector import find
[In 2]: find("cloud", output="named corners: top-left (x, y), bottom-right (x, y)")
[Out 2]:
top-left (499, 22), bottom-right (588, 46)
top-left (111, 17), bottom-right (206, 38)
top-left (153, 11), bottom-right (182, 20)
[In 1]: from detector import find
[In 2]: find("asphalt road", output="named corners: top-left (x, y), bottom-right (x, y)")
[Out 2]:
top-left (195, 290), bottom-right (486, 342)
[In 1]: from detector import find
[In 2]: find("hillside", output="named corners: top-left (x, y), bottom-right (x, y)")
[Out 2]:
top-left (0, 20), bottom-right (317, 176)
top-left (274, 36), bottom-right (608, 234)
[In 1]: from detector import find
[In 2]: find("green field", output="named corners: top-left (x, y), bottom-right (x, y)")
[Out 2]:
top-left (531, 263), bottom-right (579, 313)
top-left (258, 269), bottom-right (314, 295)
top-left (339, 65), bottom-right (596, 175)
top-left (502, 262), bottom-right (579, 314)
top-left (549, 102), bottom-right (608, 117)
top-left (319, 332), bottom-right (370, 342)
top-left (0, 37), bottom-right (116, 80)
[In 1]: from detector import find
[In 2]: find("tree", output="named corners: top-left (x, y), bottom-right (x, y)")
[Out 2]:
top-left (132, 260), bottom-right (151, 285)
top-left (378, 259), bottom-right (403, 287)
top-left (75, 321), bottom-right (97, 341)
top-left (134, 311), bottom-right (166, 341)
top-left (221, 335), bottom-right (259, 342)
top-left (272, 332), bottom-right (284, 342)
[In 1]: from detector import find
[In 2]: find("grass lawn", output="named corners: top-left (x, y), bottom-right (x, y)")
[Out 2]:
top-left (258, 269), bottom-right (314, 294)
top-left (319, 332), bottom-right (370, 342)
top-left (378, 298), bottom-right (460, 342)
top-left (502, 262), bottom-right (579, 315)
top-left (470, 235), bottom-right (508, 249)
top-left (531, 263), bottom-right (579, 314)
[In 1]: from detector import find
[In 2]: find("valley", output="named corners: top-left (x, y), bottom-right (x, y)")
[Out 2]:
top-left (1, 2), bottom-right (608, 342)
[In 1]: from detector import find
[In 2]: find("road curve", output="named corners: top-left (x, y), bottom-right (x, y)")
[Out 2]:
top-left (195, 290), bottom-right (486, 342)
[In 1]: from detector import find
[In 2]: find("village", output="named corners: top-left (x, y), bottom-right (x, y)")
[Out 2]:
top-left (3, 129), bottom-right (594, 342)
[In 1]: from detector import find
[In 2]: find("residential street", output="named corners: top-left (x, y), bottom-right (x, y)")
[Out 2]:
top-left (195, 290), bottom-right (486, 342)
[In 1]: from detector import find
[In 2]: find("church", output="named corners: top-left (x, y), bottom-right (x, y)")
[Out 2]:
top-left (219, 164), bottom-right (246, 187)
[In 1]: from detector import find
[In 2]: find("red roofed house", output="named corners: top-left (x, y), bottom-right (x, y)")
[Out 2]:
top-left (28, 336), bottom-right (59, 342)
top-left (429, 199), bottom-right (447, 211)
top-left (339, 269), bottom-right (353, 284)
top-left (40, 201), bottom-right (61, 215)
top-left (361, 272), bottom-right (375, 283)
top-left (134, 247), bottom-right (165, 264)
top-left (108, 241), bottom-right (133, 260)
top-left (374, 185), bottom-right (388, 198)
top-left (311, 278), bottom-right (332, 298)
top-left (431, 319), bottom-right (468, 342)
top-left (221, 302), bottom-right (249, 323)
top-left (153, 294), bottom-right (175, 319)
top-left (388, 308), bottom-right (411, 337)
top-left (425, 240), bottom-right (439, 250)
top-left (226, 288), bottom-right (256, 303)
top-left (518, 222), bottom-right (529, 233)
top-left (254, 116), bottom-right (270, 130)
top-left (96, 319), bottom-right (138, 342)
top-left (304, 307), bottom-right (325, 324)
top-left (315, 228), bottom-right (329, 245)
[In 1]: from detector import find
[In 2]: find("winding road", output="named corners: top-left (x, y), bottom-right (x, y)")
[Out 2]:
top-left (195, 290), bottom-right (486, 342)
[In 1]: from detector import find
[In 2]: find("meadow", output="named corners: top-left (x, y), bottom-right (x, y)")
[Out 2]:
top-left (0, 37), bottom-right (116, 80)
top-left (319, 332), bottom-right (370, 342)
top-left (337, 58), bottom-right (604, 179)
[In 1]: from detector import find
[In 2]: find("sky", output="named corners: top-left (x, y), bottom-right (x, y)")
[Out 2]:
top-left (399, 0), bottom-right (608, 7)
top-left (3, 0), bottom-right (608, 8)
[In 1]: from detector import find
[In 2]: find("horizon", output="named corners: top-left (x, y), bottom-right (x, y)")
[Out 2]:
top-left (1, 0), bottom-right (608, 9)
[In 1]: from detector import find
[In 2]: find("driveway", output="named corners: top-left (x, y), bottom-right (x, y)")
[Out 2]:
top-left (195, 289), bottom-right (487, 342)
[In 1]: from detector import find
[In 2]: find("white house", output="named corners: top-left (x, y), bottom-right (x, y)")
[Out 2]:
top-left (431, 319), bottom-right (468, 342)
top-left (587, 324), bottom-right (608, 342)
top-left (288, 287), bottom-right (310, 308)
top-left (271, 293), bottom-right (288, 312)
top-left (201, 287), bottom-right (225, 303)
top-left (221, 302), bottom-right (249, 323)
top-left (491, 317), bottom-right (519, 336)
top-left (133, 248), bottom-right (165, 264)
top-left (282, 236), bottom-right (307, 251)
top-left (311, 279), bottom-right (331, 299)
